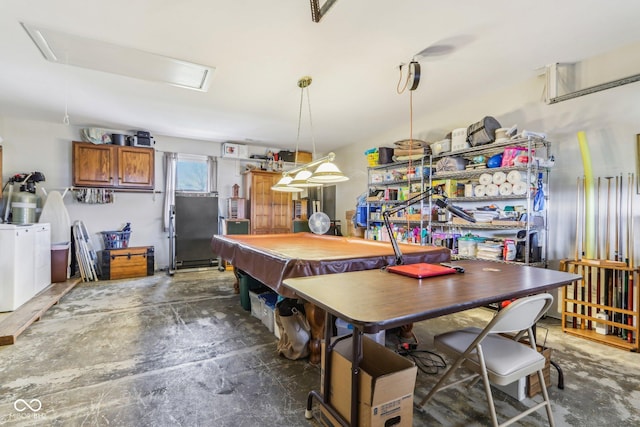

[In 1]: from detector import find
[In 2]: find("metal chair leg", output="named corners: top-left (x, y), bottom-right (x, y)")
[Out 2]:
top-left (549, 359), bottom-right (564, 389)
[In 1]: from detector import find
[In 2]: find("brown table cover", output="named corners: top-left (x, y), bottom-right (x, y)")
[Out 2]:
top-left (211, 232), bottom-right (451, 297)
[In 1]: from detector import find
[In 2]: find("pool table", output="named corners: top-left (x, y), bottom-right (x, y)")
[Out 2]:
top-left (211, 232), bottom-right (451, 363)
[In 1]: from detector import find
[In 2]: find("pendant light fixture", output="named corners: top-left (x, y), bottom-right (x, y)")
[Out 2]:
top-left (289, 169), bottom-right (320, 188)
top-left (272, 76), bottom-right (349, 191)
top-left (271, 174), bottom-right (303, 192)
top-left (308, 155), bottom-right (349, 183)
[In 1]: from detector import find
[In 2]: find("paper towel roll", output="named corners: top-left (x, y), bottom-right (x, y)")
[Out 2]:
top-left (492, 171), bottom-right (507, 185)
top-left (507, 170), bottom-right (529, 184)
top-left (479, 173), bottom-right (493, 185)
top-left (499, 182), bottom-right (513, 196)
top-left (485, 183), bottom-right (499, 197)
top-left (512, 181), bottom-right (528, 196)
top-left (474, 184), bottom-right (486, 197)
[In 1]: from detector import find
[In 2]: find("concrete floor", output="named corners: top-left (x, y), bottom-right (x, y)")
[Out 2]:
top-left (0, 269), bottom-right (638, 426)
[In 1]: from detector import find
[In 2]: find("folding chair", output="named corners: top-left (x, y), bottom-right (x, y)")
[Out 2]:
top-left (418, 293), bottom-right (555, 427)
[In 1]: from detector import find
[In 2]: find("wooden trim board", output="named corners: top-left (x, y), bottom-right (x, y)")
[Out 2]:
top-left (0, 278), bottom-right (81, 346)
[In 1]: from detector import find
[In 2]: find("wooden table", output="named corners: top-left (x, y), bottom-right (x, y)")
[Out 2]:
top-left (283, 260), bottom-right (582, 426)
top-left (211, 233), bottom-right (450, 363)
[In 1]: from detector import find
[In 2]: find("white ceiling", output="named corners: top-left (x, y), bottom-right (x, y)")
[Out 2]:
top-left (1, 0), bottom-right (640, 153)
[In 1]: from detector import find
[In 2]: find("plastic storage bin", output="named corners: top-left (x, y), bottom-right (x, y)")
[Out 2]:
top-left (259, 292), bottom-right (278, 333)
top-left (249, 289), bottom-right (267, 319)
top-left (458, 237), bottom-right (483, 257)
top-left (356, 205), bottom-right (368, 227)
top-left (365, 148), bottom-right (379, 166)
top-left (451, 128), bottom-right (470, 151)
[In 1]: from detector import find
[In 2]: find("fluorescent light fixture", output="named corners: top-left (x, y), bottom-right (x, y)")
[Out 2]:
top-left (21, 22), bottom-right (214, 91)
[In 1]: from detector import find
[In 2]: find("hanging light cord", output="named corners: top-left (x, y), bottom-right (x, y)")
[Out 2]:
top-left (305, 85), bottom-right (317, 160)
top-left (406, 90), bottom-right (414, 233)
top-left (395, 63), bottom-right (422, 241)
top-left (63, 52), bottom-right (70, 125)
top-left (294, 84), bottom-right (304, 166)
top-left (397, 63), bottom-right (411, 94)
top-left (294, 77), bottom-right (317, 167)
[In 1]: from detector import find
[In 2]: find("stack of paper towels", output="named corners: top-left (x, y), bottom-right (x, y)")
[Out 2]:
top-left (470, 171), bottom-right (530, 197)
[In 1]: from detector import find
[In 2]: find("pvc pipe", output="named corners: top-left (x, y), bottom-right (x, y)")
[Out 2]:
top-left (577, 131), bottom-right (595, 259)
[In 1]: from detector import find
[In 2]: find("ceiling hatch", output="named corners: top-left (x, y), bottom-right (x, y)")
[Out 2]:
top-left (21, 22), bottom-right (215, 92)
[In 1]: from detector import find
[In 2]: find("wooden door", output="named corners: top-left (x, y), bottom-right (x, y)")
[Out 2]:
top-left (117, 146), bottom-right (155, 189)
top-left (72, 141), bottom-right (117, 187)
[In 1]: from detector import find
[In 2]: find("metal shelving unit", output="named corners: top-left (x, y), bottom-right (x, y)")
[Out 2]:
top-left (363, 136), bottom-right (551, 266)
top-left (427, 136), bottom-right (550, 266)
top-left (365, 157), bottom-right (429, 243)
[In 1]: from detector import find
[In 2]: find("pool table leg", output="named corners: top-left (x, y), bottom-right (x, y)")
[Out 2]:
top-left (305, 302), bottom-right (326, 365)
top-left (232, 266), bottom-right (239, 294)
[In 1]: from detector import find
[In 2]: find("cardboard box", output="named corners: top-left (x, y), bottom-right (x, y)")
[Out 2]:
top-left (297, 150), bottom-right (313, 163)
top-left (319, 336), bottom-right (417, 427)
top-left (345, 210), bottom-right (361, 238)
top-left (527, 346), bottom-right (552, 397)
top-left (431, 179), bottom-right (464, 198)
top-left (278, 150), bottom-right (312, 163)
top-left (351, 226), bottom-right (365, 238)
top-left (345, 210), bottom-right (355, 225)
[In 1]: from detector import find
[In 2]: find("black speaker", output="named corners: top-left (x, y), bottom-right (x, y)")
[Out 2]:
top-left (516, 230), bottom-right (540, 262)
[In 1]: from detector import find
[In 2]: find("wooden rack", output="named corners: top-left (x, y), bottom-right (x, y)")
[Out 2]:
top-left (560, 259), bottom-right (639, 352)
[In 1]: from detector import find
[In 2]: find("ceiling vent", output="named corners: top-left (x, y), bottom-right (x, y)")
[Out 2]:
top-left (21, 22), bottom-right (214, 92)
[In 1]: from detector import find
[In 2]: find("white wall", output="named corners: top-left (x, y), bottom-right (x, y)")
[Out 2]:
top-left (0, 119), bottom-right (272, 270)
top-left (332, 52), bottom-right (640, 316)
top-left (335, 71), bottom-right (640, 265)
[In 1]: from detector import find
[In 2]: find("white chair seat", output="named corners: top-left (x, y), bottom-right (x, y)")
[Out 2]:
top-left (418, 294), bottom-right (556, 427)
top-left (436, 327), bottom-right (546, 385)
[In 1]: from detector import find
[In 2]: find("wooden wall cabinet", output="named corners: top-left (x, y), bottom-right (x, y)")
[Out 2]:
top-left (244, 170), bottom-right (292, 234)
top-left (72, 141), bottom-right (155, 190)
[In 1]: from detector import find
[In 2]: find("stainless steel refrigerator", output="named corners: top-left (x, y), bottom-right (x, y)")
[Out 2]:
top-left (174, 193), bottom-right (220, 269)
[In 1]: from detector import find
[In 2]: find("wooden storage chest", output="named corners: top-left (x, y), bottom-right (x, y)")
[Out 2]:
top-left (99, 246), bottom-right (154, 280)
